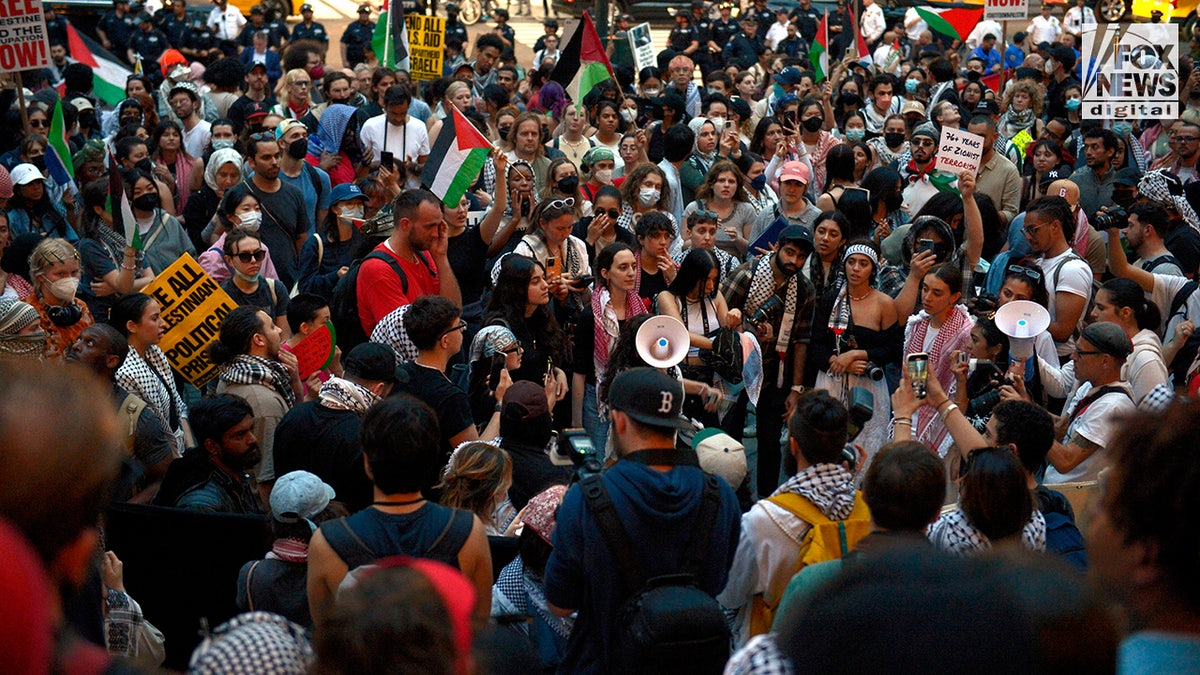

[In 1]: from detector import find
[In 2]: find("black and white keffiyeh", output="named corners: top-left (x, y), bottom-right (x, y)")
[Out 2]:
top-left (218, 354), bottom-right (296, 408)
top-left (928, 508), bottom-right (1047, 557)
top-left (745, 254), bottom-right (800, 341)
top-left (115, 345), bottom-right (188, 454)
top-left (770, 463), bottom-right (857, 521)
top-left (370, 304), bottom-right (420, 365)
top-left (317, 376), bottom-right (380, 414)
top-left (188, 611), bottom-right (313, 674)
top-left (828, 244), bottom-right (880, 334)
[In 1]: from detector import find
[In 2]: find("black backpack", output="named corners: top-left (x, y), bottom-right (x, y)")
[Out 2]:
top-left (581, 461), bottom-right (729, 675)
top-left (1166, 280), bottom-right (1200, 382)
top-left (329, 251), bottom-right (432, 351)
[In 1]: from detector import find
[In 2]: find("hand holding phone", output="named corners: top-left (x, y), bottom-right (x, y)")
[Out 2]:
top-left (489, 353), bottom-right (507, 393)
top-left (380, 151), bottom-right (394, 171)
top-left (906, 352), bottom-right (930, 399)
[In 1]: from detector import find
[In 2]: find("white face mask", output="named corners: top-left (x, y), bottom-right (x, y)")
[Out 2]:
top-left (594, 168), bottom-right (613, 185)
top-left (1044, 59), bottom-right (1056, 74)
top-left (237, 211), bottom-right (262, 233)
top-left (620, 108), bottom-right (637, 124)
top-left (638, 188), bottom-right (661, 206)
top-left (212, 139), bottom-right (236, 150)
top-left (47, 276), bottom-right (79, 302)
top-left (340, 205), bottom-right (364, 220)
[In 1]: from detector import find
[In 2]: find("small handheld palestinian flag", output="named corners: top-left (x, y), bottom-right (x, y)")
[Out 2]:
top-left (420, 105), bottom-right (492, 208)
top-left (810, 11), bottom-right (829, 82)
top-left (550, 12), bottom-right (615, 106)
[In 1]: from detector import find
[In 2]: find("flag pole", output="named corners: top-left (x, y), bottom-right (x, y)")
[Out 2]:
top-left (383, 0), bottom-right (392, 68)
top-left (14, 73), bottom-right (27, 131)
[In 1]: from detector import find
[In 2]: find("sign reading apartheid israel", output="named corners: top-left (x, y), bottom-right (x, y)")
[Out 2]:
top-left (0, 0), bottom-right (50, 73)
top-left (406, 14), bottom-right (445, 81)
top-left (143, 254), bottom-right (238, 387)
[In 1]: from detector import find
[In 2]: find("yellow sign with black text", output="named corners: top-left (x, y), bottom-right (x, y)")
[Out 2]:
top-left (406, 14), bottom-right (445, 81)
top-left (142, 254), bottom-right (238, 387)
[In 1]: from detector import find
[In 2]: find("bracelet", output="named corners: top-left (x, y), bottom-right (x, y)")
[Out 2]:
top-left (939, 403), bottom-right (960, 420)
top-left (791, 385), bottom-right (806, 394)
top-left (120, 263), bottom-right (138, 271)
top-left (893, 418), bottom-right (912, 426)
top-left (494, 403), bottom-right (503, 413)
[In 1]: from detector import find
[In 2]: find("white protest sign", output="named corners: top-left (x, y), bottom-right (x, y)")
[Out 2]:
top-left (0, 0), bottom-right (49, 73)
top-left (985, 0), bottom-right (1027, 21)
top-left (935, 127), bottom-right (986, 175)
top-left (630, 23), bottom-right (655, 75)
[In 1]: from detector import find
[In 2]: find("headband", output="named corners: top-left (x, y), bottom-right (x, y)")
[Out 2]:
top-left (843, 243), bottom-right (879, 268)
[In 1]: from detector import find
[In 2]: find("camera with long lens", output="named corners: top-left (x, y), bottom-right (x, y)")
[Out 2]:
top-left (865, 363), bottom-right (884, 381)
top-left (550, 428), bottom-right (605, 480)
top-left (748, 295), bottom-right (784, 327)
top-left (1092, 206), bottom-right (1128, 231)
top-left (841, 387), bottom-right (875, 471)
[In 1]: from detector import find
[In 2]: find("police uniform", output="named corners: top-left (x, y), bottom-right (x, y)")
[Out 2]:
top-left (711, 15), bottom-right (738, 54)
top-left (129, 27), bottom-right (170, 63)
top-left (752, 7), bottom-right (774, 41)
top-left (292, 20), bottom-right (328, 44)
top-left (160, 12), bottom-right (191, 48)
top-left (341, 20), bottom-right (375, 67)
top-left (791, 6), bottom-right (820, 43)
top-left (239, 20), bottom-right (280, 49)
top-left (444, 19), bottom-right (468, 46)
top-left (45, 14), bottom-right (69, 47)
top-left (668, 24), bottom-right (699, 53)
top-left (183, 17), bottom-right (217, 60)
top-left (266, 19), bottom-right (290, 46)
top-left (691, 11), bottom-right (713, 76)
top-left (99, 10), bottom-right (138, 57)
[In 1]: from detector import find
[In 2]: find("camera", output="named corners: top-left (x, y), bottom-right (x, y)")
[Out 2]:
top-left (1092, 206), bottom-right (1128, 231)
top-left (748, 295), bottom-right (784, 327)
top-left (865, 363), bottom-right (884, 381)
top-left (549, 428), bottom-right (597, 467)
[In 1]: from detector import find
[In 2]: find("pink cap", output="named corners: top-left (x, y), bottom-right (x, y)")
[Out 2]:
top-left (0, 165), bottom-right (14, 199)
top-left (779, 161), bottom-right (810, 185)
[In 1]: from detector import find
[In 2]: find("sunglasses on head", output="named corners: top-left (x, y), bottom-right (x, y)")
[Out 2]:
top-left (547, 197), bottom-right (576, 210)
top-left (235, 250), bottom-right (267, 263)
top-left (1006, 264), bottom-right (1042, 281)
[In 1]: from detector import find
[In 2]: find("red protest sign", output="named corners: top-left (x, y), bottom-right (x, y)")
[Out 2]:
top-left (292, 322), bottom-right (337, 380)
top-left (0, 0), bottom-right (49, 73)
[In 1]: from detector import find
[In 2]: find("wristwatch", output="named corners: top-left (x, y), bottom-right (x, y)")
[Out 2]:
top-left (791, 385), bottom-right (806, 394)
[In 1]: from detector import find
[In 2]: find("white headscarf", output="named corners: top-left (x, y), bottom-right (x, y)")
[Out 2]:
top-left (204, 147), bottom-right (244, 191)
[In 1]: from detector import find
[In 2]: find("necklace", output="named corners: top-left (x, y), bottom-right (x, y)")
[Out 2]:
top-left (560, 136), bottom-right (586, 150)
top-left (373, 497), bottom-right (425, 506)
top-left (850, 289), bottom-right (871, 301)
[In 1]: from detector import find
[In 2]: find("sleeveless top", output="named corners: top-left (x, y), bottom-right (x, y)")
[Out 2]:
top-left (320, 503), bottom-right (474, 570)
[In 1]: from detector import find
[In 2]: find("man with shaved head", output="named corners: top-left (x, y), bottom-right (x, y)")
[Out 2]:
top-left (1045, 177), bottom-right (1108, 279)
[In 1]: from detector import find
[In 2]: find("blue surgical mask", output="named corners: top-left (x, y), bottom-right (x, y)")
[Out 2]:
top-left (905, 79), bottom-right (918, 94)
top-left (212, 139), bottom-right (235, 150)
top-left (750, 174), bottom-right (767, 191)
top-left (1112, 121), bottom-right (1132, 137)
top-left (845, 128), bottom-right (865, 142)
top-left (1065, 98), bottom-right (1082, 111)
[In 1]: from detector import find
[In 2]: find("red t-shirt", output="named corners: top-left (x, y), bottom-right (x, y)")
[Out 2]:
top-left (357, 241), bottom-right (439, 335)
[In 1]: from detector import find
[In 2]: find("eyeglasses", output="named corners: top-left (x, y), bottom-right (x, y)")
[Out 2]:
top-left (235, 250), bottom-right (267, 262)
top-left (1174, 136), bottom-right (1200, 143)
top-left (547, 197), bottom-right (576, 210)
top-left (441, 321), bottom-right (468, 336)
top-left (502, 344), bottom-right (522, 354)
top-left (1074, 348), bottom-right (1103, 358)
top-left (1006, 264), bottom-right (1042, 281)
top-left (1022, 222), bottom-right (1049, 237)
top-left (289, 80), bottom-right (311, 88)
top-left (249, 131), bottom-right (275, 142)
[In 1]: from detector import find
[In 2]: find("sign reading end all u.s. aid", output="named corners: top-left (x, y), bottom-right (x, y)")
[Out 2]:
top-left (143, 254), bottom-right (239, 387)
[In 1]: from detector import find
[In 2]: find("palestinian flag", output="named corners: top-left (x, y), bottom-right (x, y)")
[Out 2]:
top-left (809, 11), bottom-right (829, 82)
top-left (46, 100), bottom-right (74, 188)
top-left (848, 6), bottom-right (873, 68)
top-left (550, 13), bottom-right (614, 104)
top-left (421, 105), bottom-right (492, 208)
top-left (914, 6), bottom-right (984, 42)
top-left (63, 20), bottom-right (132, 106)
top-left (372, 0), bottom-right (408, 70)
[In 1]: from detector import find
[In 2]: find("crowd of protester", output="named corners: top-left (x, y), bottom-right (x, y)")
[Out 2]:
top-left (0, 0), bottom-right (1199, 672)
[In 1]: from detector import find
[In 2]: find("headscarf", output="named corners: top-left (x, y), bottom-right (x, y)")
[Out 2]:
top-left (828, 244), bottom-right (879, 333)
top-left (188, 612), bottom-right (313, 674)
top-left (72, 138), bottom-right (106, 173)
top-left (469, 324), bottom-right (519, 364)
top-left (309, 104), bottom-right (356, 158)
top-left (204, 147), bottom-right (244, 191)
top-left (0, 297), bottom-right (43, 359)
top-left (688, 116), bottom-right (723, 166)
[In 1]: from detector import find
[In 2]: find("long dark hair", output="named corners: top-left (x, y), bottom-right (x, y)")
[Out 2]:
top-left (823, 144), bottom-right (857, 191)
top-left (960, 446), bottom-right (1034, 543)
top-left (1002, 257), bottom-right (1051, 309)
top-left (598, 314), bottom-right (654, 407)
top-left (484, 255), bottom-right (564, 365)
top-left (667, 248), bottom-right (719, 300)
top-left (1100, 277), bottom-right (1162, 331)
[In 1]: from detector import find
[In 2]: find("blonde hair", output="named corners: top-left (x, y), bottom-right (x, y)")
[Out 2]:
top-left (28, 238), bottom-right (79, 281)
top-left (276, 68), bottom-right (312, 105)
top-left (438, 442), bottom-right (512, 528)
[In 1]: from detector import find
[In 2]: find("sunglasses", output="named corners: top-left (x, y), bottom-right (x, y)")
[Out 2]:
top-left (289, 80), bottom-right (312, 88)
top-left (602, 209), bottom-right (620, 219)
top-left (249, 131), bottom-right (275, 142)
top-left (503, 344), bottom-right (522, 354)
top-left (1006, 264), bottom-right (1042, 281)
top-left (235, 250), bottom-right (267, 263)
top-left (547, 197), bottom-right (576, 210)
top-left (29, 119), bottom-right (48, 128)
top-left (441, 321), bottom-right (468, 336)
top-left (911, 138), bottom-right (935, 147)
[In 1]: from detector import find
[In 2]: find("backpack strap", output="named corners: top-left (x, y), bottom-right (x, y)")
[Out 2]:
top-left (1168, 280), bottom-right (1198, 326)
top-left (424, 507), bottom-right (475, 565)
top-left (119, 393), bottom-right (148, 455)
top-left (364, 250), bottom-right (410, 295)
top-left (244, 560), bottom-right (261, 612)
top-left (1143, 254), bottom-right (1181, 274)
top-left (767, 491), bottom-right (870, 557)
top-left (580, 473), bottom-right (647, 591)
top-left (679, 474), bottom-right (722, 579)
top-left (303, 163), bottom-right (325, 204)
top-left (1066, 385), bottom-right (1134, 429)
top-left (320, 516), bottom-right (379, 570)
top-left (313, 232), bottom-right (324, 271)
top-left (266, 278), bottom-right (278, 309)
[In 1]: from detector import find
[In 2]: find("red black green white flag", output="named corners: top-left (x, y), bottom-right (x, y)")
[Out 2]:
top-left (810, 11), bottom-right (829, 82)
top-left (550, 12), bottom-right (614, 104)
top-left (421, 105), bottom-right (492, 208)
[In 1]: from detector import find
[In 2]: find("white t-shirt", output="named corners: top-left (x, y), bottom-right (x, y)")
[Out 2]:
top-left (360, 114), bottom-right (431, 165)
top-left (1046, 381), bottom-right (1135, 484)
top-left (1151, 273), bottom-right (1199, 341)
top-left (1037, 249), bottom-right (1093, 358)
top-left (181, 120), bottom-right (212, 159)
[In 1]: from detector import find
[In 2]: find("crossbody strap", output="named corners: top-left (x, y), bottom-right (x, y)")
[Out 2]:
top-left (580, 474), bottom-right (647, 591)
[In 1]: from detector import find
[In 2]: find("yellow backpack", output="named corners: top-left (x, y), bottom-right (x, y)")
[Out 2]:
top-left (748, 491), bottom-right (871, 636)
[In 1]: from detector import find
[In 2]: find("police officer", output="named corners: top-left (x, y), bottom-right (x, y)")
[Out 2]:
top-left (533, 18), bottom-right (557, 53)
top-left (341, 4), bottom-right (375, 68)
top-left (160, 0), bottom-right (190, 48)
top-left (442, 3), bottom-right (469, 48)
top-left (750, 0), bottom-right (774, 43)
top-left (710, 3), bottom-right (738, 58)
top-left (791, 0), bottom-right (821, 44)
top-left (291, 4), bottom-right (329, 48)
top-left (182, 11), bottom-right (219, 63)
top-left (128, 12), bottom-right (170, 68)
top-left (44, 5), bottom-right (70, 47)
top-left (265, 6), bottom-right (290, 50)
top-left (98, 0), bottom-right (139, 61)
top-left (689, 1), bottom-right (713, 78)
top-left (668, 12), bottom-right (700, 57)
top-left (239, 6), bottom-right (281, 51)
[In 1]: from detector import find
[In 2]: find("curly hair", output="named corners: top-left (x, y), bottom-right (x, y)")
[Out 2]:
top-left (1001, 79), bottom-right (1045, 117)
top-left (619, 163), bottom-right (670, 212)
top-left (484, 255), bottom-right (566, 367)
top-left (694, 159), bottom-right (750, 204)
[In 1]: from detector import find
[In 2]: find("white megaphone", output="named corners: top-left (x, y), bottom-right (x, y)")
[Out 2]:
top-left (635, 315), bottom-right (690, 369)
top-left (994, 300), bottom-right (1052, 361)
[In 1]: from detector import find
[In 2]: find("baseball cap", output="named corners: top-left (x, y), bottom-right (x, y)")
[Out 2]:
top-left (779, 160), bottom-right (810, 185)
top-left (330, 182), bottom-right (366, 207)
top-left (779, 225), bottom-right (815, 253)
top-left (137, 11), bottom-right (152, 21)
top-left (299, 2), bottom-right (312, 9)
top-left (900, 100), bottom-right (926, 117)
top-left (773, 67), bottom-right (804, 86)
top-left (608, 368), bottom-right (690, 430)
top-left (248, 61), bottom-right (268, 74)
top-left (1080, 322), bottom-right (1133, 360)
top-left (1038, 167), bottom-right (1068, 187)
top-left (973, 100), bottom-right (1000, 116)
top-left (0, 165), bottom-right (12, 199)
top-left (69, 97), bottom-right (95, 113)
top-left (522, 485), bottom-right (567, 544)
top-left (269, 470), bottom-right (335, 524)
top-left (275, 117), bottom-right (306, 140)
top-left (10, 164), bottom-right (43, 186)
top-left (1050, 45), bottom-right (1076, 69)
top-left (249, 4), bottom-right (263, 13)
top-left (1113, 166), bottom-right (1143, 188)
top-left (342, 342), bottom-right (397, 384)
top-left (691, 428), bottom-right (747, 488)
top-left (502, 380), bottom-right (551, 423)
top-left (357, 3), bottom-right (371, 12)
top-left (741, 14), bottom-right (758, 23)
top-left (246, 100), bottom-right (270, 121)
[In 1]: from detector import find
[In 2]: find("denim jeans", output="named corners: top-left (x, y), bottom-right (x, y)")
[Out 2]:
top-left (582, 383), bottom-right (610, 458)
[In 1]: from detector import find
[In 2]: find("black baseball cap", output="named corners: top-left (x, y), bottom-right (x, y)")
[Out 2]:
top-left (343, 343), bottom-right (397, 384)
top-left (973, 100), bottom-right (1001, 116)
top-left (1080, 322), bottom-right (1133, 359)
top-left (779, 225), bottom-right (814, 253)
top-left (609, 368), bottom-right (691, 430)
top-left (1114, 166), bottom-right (1143, 188)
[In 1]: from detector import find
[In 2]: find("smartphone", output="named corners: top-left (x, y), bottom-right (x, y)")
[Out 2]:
top-left (546, 256), bottom-right (561, 278)
top-left (906, 352), bottom-right (930, 399)
top-left (380, 151), bottom-right (394, 171)
top-left (489, 353), bottom-right (506, 391)
top-left (918, 239), bottom-right (936, 255)
top-left (569, 274), bottom-right (594, 288)
top-left (956, 351), bottom-right (969, 368)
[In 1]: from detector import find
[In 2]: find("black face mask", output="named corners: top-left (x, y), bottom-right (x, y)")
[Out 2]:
top-left (133, 192), bottom-right (159, 211)
top-left (29, 156), bottom-right (45, 171)
top-left (136, 158), bottom-right (154, 173)
top-left (79, 114), bottom-right (96, 128)
top-left (801, 116), bottom-right (823, 132)
top-left (885, 192), bottom-right (903, 212)
top-left (497, 126), bottom-right (512, 139)
top-left (329, 97), bottom-right (352, 106)
top-left (840, 93), bottom-right (861, 108)
top-left (884, 131), bottom-right (906, 148)
top-left (556, 175), bottom-right (579, 194)
top-left (288, 138), bottom-right (309, 159)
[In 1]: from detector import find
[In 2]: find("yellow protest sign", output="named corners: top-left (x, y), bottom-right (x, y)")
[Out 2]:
top-left (142, 254), bottom-right (238, 387)
top-left (405, 14), bottom-right (444, 81)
